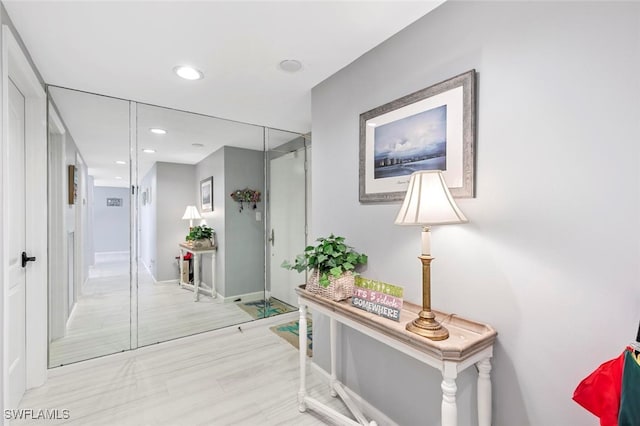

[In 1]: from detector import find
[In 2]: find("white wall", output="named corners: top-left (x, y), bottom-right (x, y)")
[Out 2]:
top-left (311, 2), bottom-right (640, 425)
top-left (195, 147), bottom-right (225, 294)
top-left (93, 186), bottom-right (130, 253)
top-left (140, 164), bottom-right (157, 277)
top-left (155, 162), bottom-right (196, 282)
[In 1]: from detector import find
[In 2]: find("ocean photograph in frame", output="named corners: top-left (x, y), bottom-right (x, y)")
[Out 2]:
top-left (359, 70), bottom-right (476, 202)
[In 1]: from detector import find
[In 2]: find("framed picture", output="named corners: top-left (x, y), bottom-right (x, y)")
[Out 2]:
top-left (359, 69), bottom-right (476, 202)
top-left (200, 176), bottom-right (213, 212)
top-left (68, 164), bottom-right (77, 205)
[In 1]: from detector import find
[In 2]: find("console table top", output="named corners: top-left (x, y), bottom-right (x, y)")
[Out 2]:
top-left (296, 285), bottom-right (497, 362)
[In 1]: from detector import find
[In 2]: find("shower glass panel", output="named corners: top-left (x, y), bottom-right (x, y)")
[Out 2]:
top-left (47, 87), bottom-right (132, 367)
top-left (266, 129), bottom-right (309, 312)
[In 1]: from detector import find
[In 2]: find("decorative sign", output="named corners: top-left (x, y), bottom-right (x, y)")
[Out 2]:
top-left (352, 277), bottom-right (404, 321)
top-left (106, 198), bottom-right (122, 207)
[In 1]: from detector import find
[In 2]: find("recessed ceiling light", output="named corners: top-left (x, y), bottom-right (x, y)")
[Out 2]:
top-left (174, 65), bottom-right (204, 80)
top-left (115, 176), bottom-right (123, 180)
top-left (150, 128), bottom-right (167, 135)
top-left (115, 160), bottom-right (127, 165)
top-left (143, 149), bottom-right (156, 154)
top-left (279, 59), bottom-right (302, 73)
top-left (367, 122), bottom-right (377, 127)
top-left (192, 143), bottom-right (204, 147)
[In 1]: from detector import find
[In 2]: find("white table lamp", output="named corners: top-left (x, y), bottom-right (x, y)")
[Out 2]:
top-left (395, 170), bottom-right (468, 340)
top-left (182, 205), bottom-right (202, 228)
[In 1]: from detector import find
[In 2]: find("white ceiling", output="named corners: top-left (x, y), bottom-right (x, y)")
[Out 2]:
top-left (4, 0), bottom-right (444, 133)
top-left (6, 1), bottom-right (444, 188)
top-left (49, 86), bottom-right (301, 187)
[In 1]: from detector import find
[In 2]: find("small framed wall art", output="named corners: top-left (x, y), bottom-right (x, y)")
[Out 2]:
top-left (200, 176), bottom-right (213, 212)
top-left (68, 164), bottom-right (77, 205)
top-left (359, 69), bottom-right (476, 202)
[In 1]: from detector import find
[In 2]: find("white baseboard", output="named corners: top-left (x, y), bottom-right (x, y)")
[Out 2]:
top-left (220, 290), bottom-right (265, 304)
top-left (310, 362), bottom-right (398, 426)
top-left (156, 279), bottom-right (179, 285)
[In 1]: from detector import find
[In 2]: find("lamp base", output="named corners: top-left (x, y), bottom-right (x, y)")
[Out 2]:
top-left (406, 309), bottom-right (449, 341)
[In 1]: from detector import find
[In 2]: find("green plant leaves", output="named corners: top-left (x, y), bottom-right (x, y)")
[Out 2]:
top-left (280, 233), bottom-right (368, 287)
top-left (186, 225), bottom-right (213, 241)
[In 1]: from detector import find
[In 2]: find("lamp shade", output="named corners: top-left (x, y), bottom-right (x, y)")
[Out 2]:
top-left (182, 205), bottom-right (202, 221)
top-left (394, 171), bottom-right (468, 226)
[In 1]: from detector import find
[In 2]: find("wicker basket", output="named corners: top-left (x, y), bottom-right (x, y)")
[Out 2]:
top-left (306, 270), bottom-right (354, 301)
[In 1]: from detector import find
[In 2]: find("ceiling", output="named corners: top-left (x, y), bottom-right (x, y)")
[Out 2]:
top-left (3, 1), bottom-right (444, 133)
top-left (6, 1), bottom-right (444, 188)
top-left (49, 86), bottom-right (301, 187)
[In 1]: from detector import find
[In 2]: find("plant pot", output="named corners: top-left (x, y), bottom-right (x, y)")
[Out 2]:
top-left (191, 239), bottom-right (212, 249)
top-left (306, 270), bottom-right (354, 301)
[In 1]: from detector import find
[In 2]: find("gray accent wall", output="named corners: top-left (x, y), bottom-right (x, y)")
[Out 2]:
top-left (311, 2), bottom-right (640, 425)
top-left (196, 146), bottom-right (265, 299)
top-left (93, 186), bottom-right (130, 253)
top-left (223, 146), bottom-right (265, 298)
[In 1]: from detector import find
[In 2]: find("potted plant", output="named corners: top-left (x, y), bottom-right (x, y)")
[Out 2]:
top-left (282, 234), bottom-right (368, 301)
top-left (186, 225), bottom-right (214, 248)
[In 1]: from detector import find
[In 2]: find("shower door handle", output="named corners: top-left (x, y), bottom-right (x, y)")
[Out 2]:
top-left (269, 229), bottom-right (275, 247)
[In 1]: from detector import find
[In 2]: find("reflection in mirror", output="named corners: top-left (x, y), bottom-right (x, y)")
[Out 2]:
top-left (47, 87), bottom-right (131, 366)
top-left (46, 86), bottom-right (308, 365)
top-left (266, 129), bottom-right (310, 311)
top-left (136, 103), bottom-right (290, 346)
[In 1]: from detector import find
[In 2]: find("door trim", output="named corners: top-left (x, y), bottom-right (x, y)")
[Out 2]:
top-left (1, 24), bottom-right (47, 413)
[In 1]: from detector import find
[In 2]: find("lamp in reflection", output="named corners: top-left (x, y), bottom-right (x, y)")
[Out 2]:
top-left (394, 170), bottom-right (468, 341)
top-left (182, 205), bottom-right (202, 229)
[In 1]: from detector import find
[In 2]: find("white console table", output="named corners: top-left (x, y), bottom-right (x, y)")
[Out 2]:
top-left (296, 285), bottom-right (497, 426)
top-left (178, 243), bottom-right (217, 301)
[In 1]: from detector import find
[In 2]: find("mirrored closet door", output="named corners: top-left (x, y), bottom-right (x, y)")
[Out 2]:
top-left (47, 87), bottom-right (132, 367)
top-left (47, 86), bottom-right (309, 366)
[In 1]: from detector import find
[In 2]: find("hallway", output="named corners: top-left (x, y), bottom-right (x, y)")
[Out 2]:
top-left (49, 253), bottom-right (254, 366)
top-left (22, 321), bottom-right (348, 425)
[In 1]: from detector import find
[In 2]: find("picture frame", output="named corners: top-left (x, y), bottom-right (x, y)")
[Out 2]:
top-left (106, 198), bottom-right (122, 207)
top-left (68, 164), bottom-right (77, 205)
top-left (359, 69), bottom-right (476, 203)
top-left (200, 176), bottom-right (213, 212)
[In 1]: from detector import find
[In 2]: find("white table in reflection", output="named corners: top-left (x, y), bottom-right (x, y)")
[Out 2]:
top-left (178, 243), bottom-right (217, 301)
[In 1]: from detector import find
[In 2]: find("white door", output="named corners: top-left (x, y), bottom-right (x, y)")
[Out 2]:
top-left (269, 149), bottom-right (306, 307)
top-left (7, 78), bottom-right (27, 409)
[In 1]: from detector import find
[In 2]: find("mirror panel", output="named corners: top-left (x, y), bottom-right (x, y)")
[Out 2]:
top-left (135, 103), bottom-right (270, 346)
top-left (47, 87), bottom-right (131, 367)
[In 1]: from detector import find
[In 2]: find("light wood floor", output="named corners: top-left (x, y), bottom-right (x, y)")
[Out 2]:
top-left (20, 320), bottom-right (351, 425)
top-left (49, 253), bottom-right (268, 367)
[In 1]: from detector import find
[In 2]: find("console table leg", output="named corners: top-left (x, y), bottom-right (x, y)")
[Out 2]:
top-left (329, 317), bottom-right (337, 397)
top-left (211, 252), bottom-right (217, 298)
top-left (179, 249), bottom-right (184, 285)
top-left (193, 254), bottom-right (200, 301)
top-left (298, 302), bottom-right (308, 412)
top-left (441, 363), bottom-right (458, 426)
top-left (477, 357), bottom-right (492, 426)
